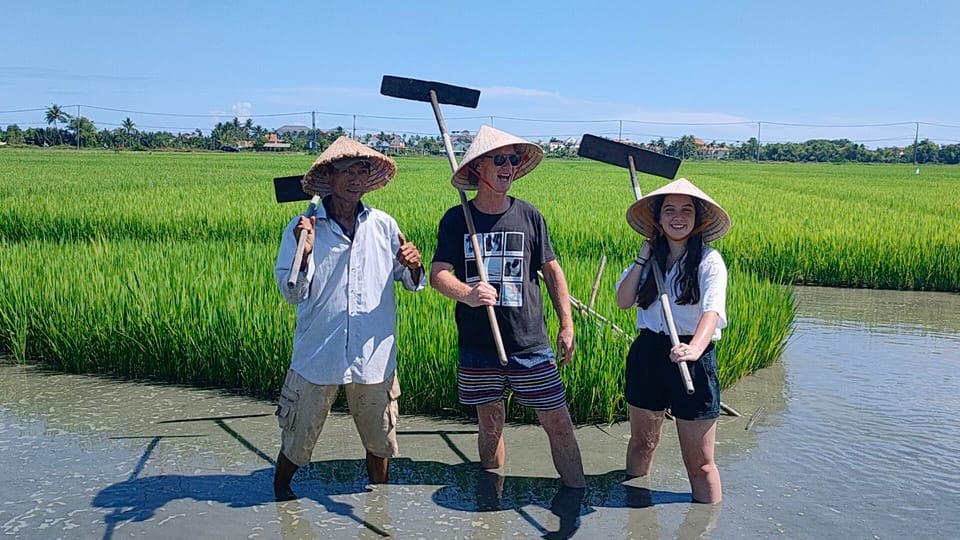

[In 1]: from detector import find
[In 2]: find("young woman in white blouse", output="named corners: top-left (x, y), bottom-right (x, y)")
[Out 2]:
top-left (615, 178), bottom-right (731, 504)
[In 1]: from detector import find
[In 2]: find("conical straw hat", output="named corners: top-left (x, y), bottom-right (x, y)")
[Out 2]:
top-left (451, 125), bottom-right (543, 191)
top-left (626, 178), bottom-right (731, 242)
top-left (302, 136), bottom-right (397, 196)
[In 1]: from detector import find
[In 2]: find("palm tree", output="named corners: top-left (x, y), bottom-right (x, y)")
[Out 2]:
top-left (44, 104), bottom-right (70, 145)
top-left (122, 117), bottom-right (136, 135)
top-left (122, 117), bottom-right (137, 147)
top-left (45, 104), bottom-right (69, 129)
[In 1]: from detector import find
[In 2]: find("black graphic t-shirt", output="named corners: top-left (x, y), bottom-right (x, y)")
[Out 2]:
top-left (433, 197), bottom-right (556, 355)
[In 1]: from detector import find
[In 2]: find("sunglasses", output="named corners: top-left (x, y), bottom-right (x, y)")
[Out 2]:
top-left (485, 153), bottom-right (522, 167)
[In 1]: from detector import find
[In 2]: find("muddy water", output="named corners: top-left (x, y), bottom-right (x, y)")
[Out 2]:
top-left (1, 286), bottom-right (958, 539)
top-left (716, 286), bottom-right (960, 539)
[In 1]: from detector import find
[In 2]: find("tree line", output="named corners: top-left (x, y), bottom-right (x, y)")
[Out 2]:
top-left (0, 104), bottom-right (349, 152)
top-left (545, 134), bottom-right (959, 164)
top-left (2, 104), bottom-right (958, 164)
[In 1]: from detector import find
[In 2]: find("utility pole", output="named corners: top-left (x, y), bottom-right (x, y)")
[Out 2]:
top-left (913, 122), bottom-right (920, 165)
top-left (311, 111), bottom-right (316, 154)
top-left (756, 122), bottom-right (761, 162)
top-left (352, 115), bottom-right (356, 139)
top-left (77, 105), bottom-right (81, 150)
top-left (618, 120), bottom-right (622, 140)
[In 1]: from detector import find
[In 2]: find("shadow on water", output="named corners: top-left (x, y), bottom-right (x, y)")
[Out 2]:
top-left (93, 459), bottom-right (702, 540)
top-left (91, 417), bottom-right (703, 540)
top-left (11, 287), bottom-right (960, 538)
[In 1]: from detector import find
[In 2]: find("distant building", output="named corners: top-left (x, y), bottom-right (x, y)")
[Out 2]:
top-left (451, 130), bottom-right (473, 154)
top-left (709, 146), bottom-right (730, 159)
top-left (694, 138), bottom-right (730, 159)
top-left (546, 138), bottom-right (578, 153)
top-left (388, 137), bottom-right (406, 154)
top-left (263, 133), bottom-right (291, 151)
top-left (276, 125), bottom-right (312, 136)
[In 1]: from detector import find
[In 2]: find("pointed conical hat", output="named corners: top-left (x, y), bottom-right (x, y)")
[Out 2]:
top-left (626, 178), bottom-right (731, 242)
top-left (302, 136), bottom-right (397, 196)
top-left (451, 126), bottom-right (543, 191)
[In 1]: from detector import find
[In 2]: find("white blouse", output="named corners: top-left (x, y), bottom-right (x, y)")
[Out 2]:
top-left (616, 245), bottom-right (728, 340)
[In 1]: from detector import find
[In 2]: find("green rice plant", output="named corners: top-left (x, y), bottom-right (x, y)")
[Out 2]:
top-left (3, 151), bottom-right (957, 292)
top-left (2, 149), bottom-right (951, 423)
top-left (0, 236), bottom-right (791, 424)
top-left (0, 237), bottom-right (291, 389)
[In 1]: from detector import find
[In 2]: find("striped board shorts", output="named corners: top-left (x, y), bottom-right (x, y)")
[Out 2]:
top-left (457, 347), bottom-right (568, 411)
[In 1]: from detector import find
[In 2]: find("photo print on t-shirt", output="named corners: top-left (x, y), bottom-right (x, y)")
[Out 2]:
top-left (464, 258), bottom-right (479, 283)
top-left (484, 232), bottom-right (503, 256)
top-left (500, 282), bottom-right (522, 307)
top-left (504, 232), bottom-right (523, 255)
top-left (483, 256), bottom-right (502, 282)
top-left (463, 256), bottom-right (503, 284)
top-left (502, 256), bottom-right (523, 281)
top-left (462, 232), bottom-right (524, 307)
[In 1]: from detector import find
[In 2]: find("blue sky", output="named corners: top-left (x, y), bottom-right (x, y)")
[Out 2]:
top-left (3, 1), bottom-right (959, 147)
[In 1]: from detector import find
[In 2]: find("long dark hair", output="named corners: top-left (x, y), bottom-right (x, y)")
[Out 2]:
top-left (635, 196), bottom-right (706, 309)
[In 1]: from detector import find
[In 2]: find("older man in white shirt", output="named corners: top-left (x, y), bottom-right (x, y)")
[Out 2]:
top-left (273, 137), bottom-right (423, 500)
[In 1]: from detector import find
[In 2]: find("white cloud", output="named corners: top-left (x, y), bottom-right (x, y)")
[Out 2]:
top-left (232, 101), bottom-right (252, 122)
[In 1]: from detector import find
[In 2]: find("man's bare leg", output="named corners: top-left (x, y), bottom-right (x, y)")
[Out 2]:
top-left (366, 451), bottom-right (389, 484)
top-left (274, 451), bottom-right (299, 501)
top-left (536, 406), bottom-right (585, 488)
top-left (476, 402), bottom-right (506, 469)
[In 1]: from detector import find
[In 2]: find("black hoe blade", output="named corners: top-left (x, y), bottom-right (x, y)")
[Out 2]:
top-left (577, 134), bottom-right (681, 179)
top-left (274, 175), bottom-right (312, 203)
top-left (380, 75), bottom-right (480, 108)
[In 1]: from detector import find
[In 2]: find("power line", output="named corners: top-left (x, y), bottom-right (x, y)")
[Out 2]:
top-left (495, 116), bottom-right (622, 124)
top-left (4, 103), bottom-right (960, 150)
top-left (0, 107), bottom-right (48, 114)
top-left (622, 119), bottom-right (756, 127)
top-left (920, 121), bottom-right (960, 129)
top-left (760, 120), bottom-right (916, 128)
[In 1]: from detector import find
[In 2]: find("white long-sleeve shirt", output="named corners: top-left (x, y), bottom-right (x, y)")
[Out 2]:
top-left (274, 200), bottom-right (423, 385)
top-left (616, 245), bottom-right (728, 340)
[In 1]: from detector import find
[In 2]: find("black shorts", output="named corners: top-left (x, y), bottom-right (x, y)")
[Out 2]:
top-left (624, 329), bottom-right (720, 421)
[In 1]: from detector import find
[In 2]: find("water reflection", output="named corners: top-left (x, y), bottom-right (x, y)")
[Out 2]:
top-left (0, 363), bottom-right (280, 468)
top-left (0, 355), bottom-right (769, 539)
top-left (4, 286), bottom-right (960, 538)
top-left (795, 285), bottom-right (960, 337)
top-left (720, 286), bottom-right (960, 539)
top-left (89, 453), bottom-right (691, 539)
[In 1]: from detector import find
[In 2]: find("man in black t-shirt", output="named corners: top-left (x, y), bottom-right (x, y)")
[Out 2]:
top-left (430, 126), bottom-right (585, 490)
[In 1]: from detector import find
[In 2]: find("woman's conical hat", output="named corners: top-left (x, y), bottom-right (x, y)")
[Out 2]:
top-left (626, 178), bottom-right (731, 242)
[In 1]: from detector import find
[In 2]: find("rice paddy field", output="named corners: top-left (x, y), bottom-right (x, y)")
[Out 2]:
top-left (1, 148), bottom-right (957, 423)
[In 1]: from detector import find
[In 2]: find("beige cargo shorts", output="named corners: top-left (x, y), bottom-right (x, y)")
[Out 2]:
top-left (276, 368), bottom-right (401, 467)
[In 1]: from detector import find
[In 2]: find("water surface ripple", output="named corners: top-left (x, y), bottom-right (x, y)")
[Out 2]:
top-left (720, 286), bottom-right (960, 538)
top-left (1, 286), bottom-right (959, 538)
